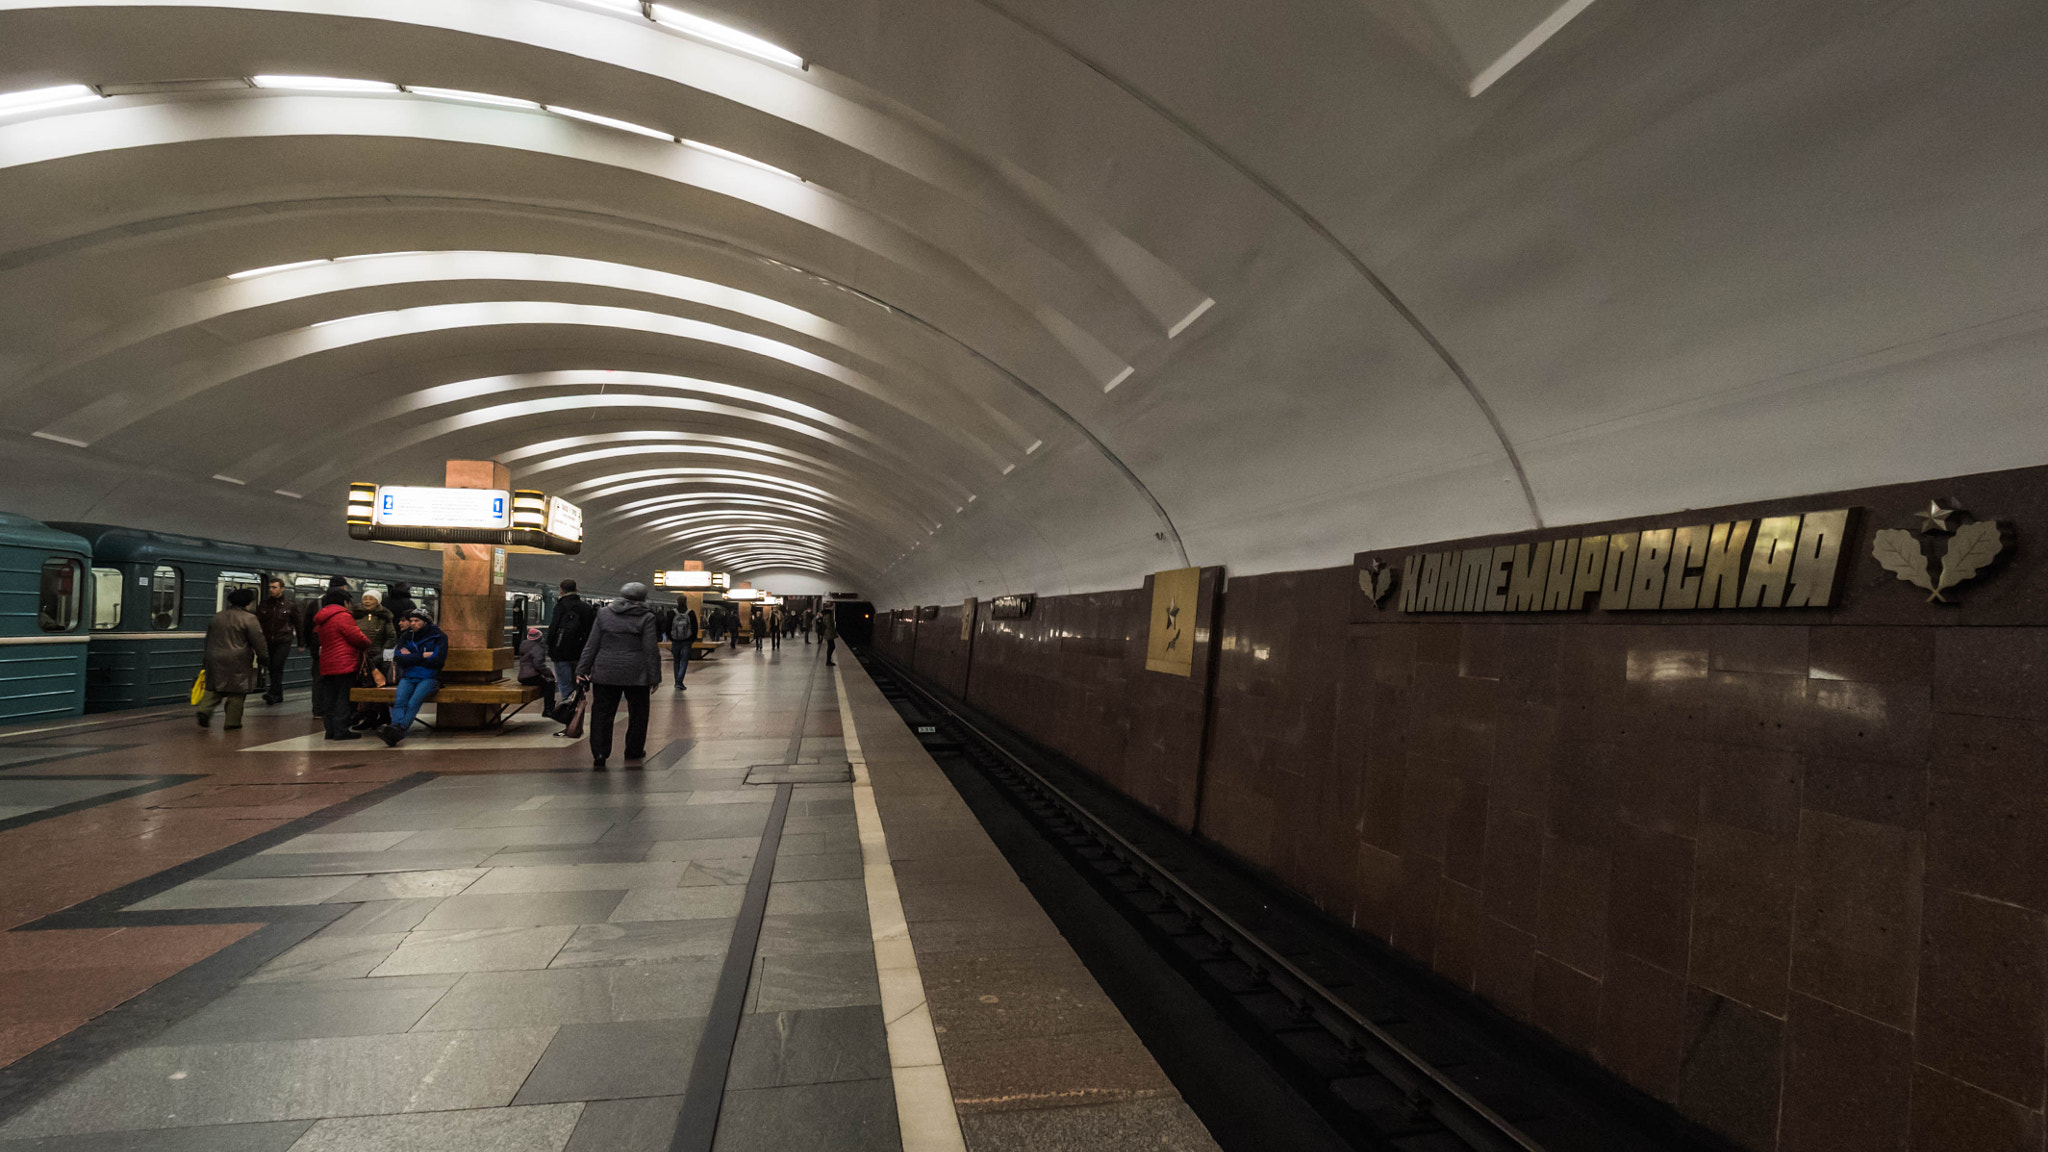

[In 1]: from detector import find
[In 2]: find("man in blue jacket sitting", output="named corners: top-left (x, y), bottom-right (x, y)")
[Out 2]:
top-left (378, 610), bottom-right (447, 746)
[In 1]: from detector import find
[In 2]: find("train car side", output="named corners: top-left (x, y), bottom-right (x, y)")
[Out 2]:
top-left (0, 514), bottom-right (92, 723)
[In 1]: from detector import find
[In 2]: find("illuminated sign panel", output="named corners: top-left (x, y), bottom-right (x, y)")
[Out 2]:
top-left (374, 486), bottom-right (509, 529)
top-left (656, 570), bottom-right (713, 588)
top-left (546, 497), bottom-right (584, 543)
top-left (348, 482), bottom-right (580, 556)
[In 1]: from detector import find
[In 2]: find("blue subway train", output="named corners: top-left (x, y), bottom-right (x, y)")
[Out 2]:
top-left (0, 513), bottom-right (558, 724)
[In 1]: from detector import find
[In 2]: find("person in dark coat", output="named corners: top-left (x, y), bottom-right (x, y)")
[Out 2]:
top-left (546, 579), bottom-right (597, 692)
top-left (818, 604), bottom-right (839, 666)
top-left (198, 587), bottom-right (269, 730)
top-left (385, 581), bottom-right (417, 621)
top-left (254, 576), bottom-right (301, 704)
top-left (350, 592), bottom-right (398, 730)
top-left (310, 590), bottom-right (370, 740)
top-left (575, 582), bottom-right (662, 769)
top-left (669, 599), bottom-right (697, 692)
top-left (378, 610), bottom-right (447, 745)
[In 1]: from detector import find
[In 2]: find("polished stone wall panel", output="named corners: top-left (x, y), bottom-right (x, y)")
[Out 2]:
top-left (875, 462), bottom-right (2048, 1151)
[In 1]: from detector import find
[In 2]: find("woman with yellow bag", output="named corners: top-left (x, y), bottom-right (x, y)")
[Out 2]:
top-left (196, 587), bottom-right (268, 730)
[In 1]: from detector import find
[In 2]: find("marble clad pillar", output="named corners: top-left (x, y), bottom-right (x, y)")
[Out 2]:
top-left (435, 459), bottom-right (513, 728)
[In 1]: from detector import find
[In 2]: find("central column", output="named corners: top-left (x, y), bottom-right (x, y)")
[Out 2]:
top-left (436, 459), bottom-right (512, 728)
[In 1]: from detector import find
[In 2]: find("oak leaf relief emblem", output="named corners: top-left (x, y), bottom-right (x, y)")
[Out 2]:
top-left (1872, 516), bottom-right (2004, 603)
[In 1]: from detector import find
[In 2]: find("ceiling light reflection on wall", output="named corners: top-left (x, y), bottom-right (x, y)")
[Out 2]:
top-left (0, 84), bottom-right (102, 115)
top-left (680, 139), bottom-right (800, 181)
top-left (649, 5), bottom-right (804, 69)
top-left (227, 259), bottom-right (330, 279)
top-left (404, 86), bottom-right (542, 109)
top-left (545, 105), bottom-right (674, 140)
top-left (250, 75), bottom-right (400, 92)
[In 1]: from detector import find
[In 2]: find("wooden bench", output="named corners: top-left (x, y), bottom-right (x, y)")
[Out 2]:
top-left (690, 640), bottom-right (720, 658)
top-left (349, 682), bottom-right (545, 729)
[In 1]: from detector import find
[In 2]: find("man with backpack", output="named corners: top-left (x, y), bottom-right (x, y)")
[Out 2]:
top-left (546, 579), bottom-right (597, 691)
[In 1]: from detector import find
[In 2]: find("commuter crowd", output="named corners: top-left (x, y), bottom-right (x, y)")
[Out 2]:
top-left (198, 574), bottom-right (840, 769)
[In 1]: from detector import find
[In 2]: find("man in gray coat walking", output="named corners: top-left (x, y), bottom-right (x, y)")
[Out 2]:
top-left (576, 582), bottom-right (663, 769)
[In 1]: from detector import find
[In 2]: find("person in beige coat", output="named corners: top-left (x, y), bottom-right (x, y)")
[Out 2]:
top-left (198, 587), bottom-right (269, 730)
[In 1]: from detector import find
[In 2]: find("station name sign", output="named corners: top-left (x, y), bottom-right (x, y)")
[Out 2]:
top-left (1393, 509), bottom-right (1849, 614)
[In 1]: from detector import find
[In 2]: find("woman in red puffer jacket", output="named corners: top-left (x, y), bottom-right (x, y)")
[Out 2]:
top-left (310, 591), bottom-right (371, 741)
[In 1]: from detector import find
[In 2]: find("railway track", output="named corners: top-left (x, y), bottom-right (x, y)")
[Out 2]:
top-left (859, 651), bottom-right (1731, 1152)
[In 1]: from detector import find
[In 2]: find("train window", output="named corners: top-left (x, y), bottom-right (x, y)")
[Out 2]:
top-left (91, 567), bottom-right (123, 631)
top-left (38, 558), bottom-right (83, 632)
top-left (217, 571), bottom-right (264, 612)
top-left (419, 586), bottom-right (441, 620)
top-left (149, 565), bottom-right (183, 630)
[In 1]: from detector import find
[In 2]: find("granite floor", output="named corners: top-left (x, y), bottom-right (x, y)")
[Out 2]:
top-left (0, 648), bottom-right (900, 1152)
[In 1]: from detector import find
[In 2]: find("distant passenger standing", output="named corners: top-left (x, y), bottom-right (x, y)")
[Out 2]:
top-left (818, 604), bottom-right (838, 666)
top-left (378, 610), bottom-right (447, 746)
top-left (751, 606), bottom-right (766, 651)
top-left (577, 582), bottom-right (662, 769)
top-left (255, 577), bottom-right (301, 704)
top-left (802, 608), bottom-right (814, 644)
top-left (386, 581), bottom-right (417, 621)
top-left (670, 599), bottom-right (697, 692)
top-left (547, 579), bottom-right (597, 692)
top-left (310, 590), bottom-right (370, 741)
top-left (198, 587), bottom-right (268, 730)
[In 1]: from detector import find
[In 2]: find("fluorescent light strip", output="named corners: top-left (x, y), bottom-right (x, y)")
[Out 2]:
top-left (228, 259), bottom-right (330, 279)
top-left (404, 86), bottom-right (541, 109)
top-left (0, 84), bottom-right (102, 115)
top-left (649, 5), bottom-right (804, 68)
top-left (545, 105), bottom-right (674, 140)
top-left (681, 138), bottom-right (800, 181)
top-left (251, 75), bottom-right (400, 93)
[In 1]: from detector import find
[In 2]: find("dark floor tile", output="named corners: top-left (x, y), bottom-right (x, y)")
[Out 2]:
top-left (1911, 1064), bottom-right (2045, 1152)
top-left (728, 1005), bottom-right (889, 1089)
top-left (940, 1029), bottom-right (1175, 1114)
top-left (710, 1077), bottom-right (899, 1152)
top-left (565, 1095), bottom-right (684, 1152)
top-left (512, 1019), bottom-right (705, 1103)
top-left (957, 1097), bottom-right (1215, 1152)
top-left (919, 947), bottom-right (1124, 1042)
top-left (1780, 992), bottom-right (1912, 1152)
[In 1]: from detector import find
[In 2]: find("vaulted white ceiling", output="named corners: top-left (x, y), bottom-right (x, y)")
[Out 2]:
top-left (0, 0), bottom-right (2038, 603)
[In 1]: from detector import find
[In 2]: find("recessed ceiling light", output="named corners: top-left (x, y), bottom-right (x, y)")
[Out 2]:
top-left (227, 259), bottom-right (330, 279)
top-left (0, 84), bottom-right (102, 115)
top-left (545, 105), bottom-right (674, 140)
top-left (251, 75), bottom-right (400, 92)
top-left (681, 138), bottom-right (800, 181)
top-left (649, 5), bottom-right (804, 68)
top-left (405, 86), bottom-right (541, 109)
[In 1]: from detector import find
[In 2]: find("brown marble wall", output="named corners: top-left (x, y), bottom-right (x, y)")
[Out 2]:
top-left (875, 463), bottom-right (2048, 1152)
top-left (911, 603), bottom-right (975, 698)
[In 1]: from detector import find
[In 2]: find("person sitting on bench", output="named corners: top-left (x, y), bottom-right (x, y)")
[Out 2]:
top-left (378, 610), bottom-right (447, 746)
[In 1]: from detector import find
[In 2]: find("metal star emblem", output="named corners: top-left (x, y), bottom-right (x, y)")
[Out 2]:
top-left (1915, 500), bottom-right (1956, 534)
